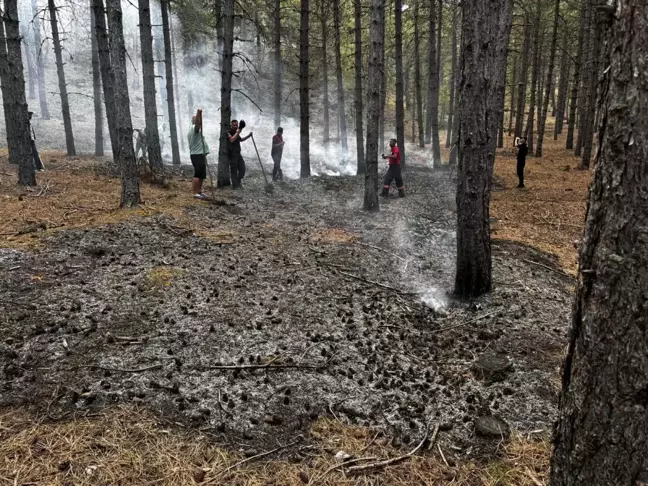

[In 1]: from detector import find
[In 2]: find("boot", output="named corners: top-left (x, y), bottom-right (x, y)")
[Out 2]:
top-left (398, 189), bottom-right (405, 198)
top-left (381, 188), bottom-right (389, 197)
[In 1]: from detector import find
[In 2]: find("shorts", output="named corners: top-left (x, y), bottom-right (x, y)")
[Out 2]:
top-left (190, 154), bottom-right (206, 180)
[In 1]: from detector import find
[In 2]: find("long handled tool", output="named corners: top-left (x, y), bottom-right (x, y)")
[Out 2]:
top-left (200, 122), bottom-right (217, 201)
top-left (250, 133), bottom-right (274, 194)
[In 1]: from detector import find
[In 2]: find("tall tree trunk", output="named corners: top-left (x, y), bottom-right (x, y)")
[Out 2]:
top-left (413, 1), bottom-right (424, 148)
top-left (536, 0), bottom-right (560, 157)
top-left (150, 5), bottom-right (166, 123)
top-left (379, 44), bottom-right (386, 151)
top-left (1, 0), bottom-right (36, 185)
top-left (549, 1), bottom-right (647, 481)
top-left (455, 0), bottom-right (512, 298)
top-left (580, 5), bottom-right (603, 170)
top-left (138, 0), bottom-right (163, 177)
top-left (445, 0), bottom-right (457, 147)
top-left (92, 0), bottom-right (118, 156)
top-left (425, 0), bottom-right (440, 164)
top-left (48, 0), bottom-right (75, 156)
top-left (354, 0), bottom-right (365, 173)
top-left (508, 54), bottom-right (517, 137)
top-left (394, 0), bottom-right (405, 166)
top-left (217, 0), bottom-right (234, 186)
top-left (515, 16), bottom-right (531, 139)
top-left (524, 0), bottom-right (541, 154)
top-left (554, 17), bottom-right (570, 138)
top-left (161, 0), bottom-right (180, 165)
top-left (274, 0), bottom-right (281, 129)
top-left (448, 44), bottom-right (461, 166)
top-left (90, 1), bottom-right (104, 156)
top-left (333, 0), bottom-right (348, 159)
top-left (299, 0), bottom-right (310, 177)
top-left (575, 0), bottom-right (592, 156)
top-left (106, 0), bottom-right (139, 207)
top-left (321, 1), bottom-right (330, 143)
top-left (30, 0), bottom-right (49, 119)
top-left (436, 0), bottom-right (442, 87)
top-left (169, 18), bottom-right (185, 153)
top-left (498, 106), bottom-right (504, 148)
top-left (566, 0), bottom-right (586, 149)
top-left (364, 0), bottom-right (383, 212)
top-left (21, 23), bottom-right (36, 100)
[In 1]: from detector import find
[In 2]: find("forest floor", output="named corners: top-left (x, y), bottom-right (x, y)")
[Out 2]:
top-left (0, 135), bottom-right (591, 485)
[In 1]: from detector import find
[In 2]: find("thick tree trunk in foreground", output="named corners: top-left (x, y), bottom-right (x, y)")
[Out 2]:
top-left (549, 1), bottom-right (648, 482)
top-left (333, 0), bottom-right (348, 159)
top-left (566, 0), bottom-right (586, 150)
top-left (515, 17), bottom-right (531, 139)
top-left (394, 0), bottom-right (405, 166)
top-left (364, 0), bottom-right (383, 212)
top-left (448, 48), bottom-right (461, 166)
top-left (299, 0), bottom-right (310, 177)
top-left (274, 0), bottom-right (281, 129)
top-left (554, 18), bottom-right (570, 138)
top-left (138, 0), bottom-right (163, 177)
top-left (445, 0), bottom-right (457, 147)
top-left (106, 0), bottom-right (139, 207)
top-left (525, 0), bottom-right (541, 154)
top-left (580, 8), bottom-right (603, 170)
top-left (354, 0), bottom-right (365, 173)
top-left (413, 1), bottom-right (424, 148)
top-left (217, 0), bottom-right (234, 187)
top-left (161, 0), bottom-right (180, 165)
top-left (30, 0), bottom-right (49, 119)
top-left (2, 0), bottom-right (36, 185)
top-left (455, 0), bottom-right (512, 298)
top-left (48, 0), bottom-right (76, 155)
top-left (90, 1), bottom-right (104, 156)
top-left (536, 0), bottom-right (560, 157)
top-left (425, 0), bottom-right (441, 164)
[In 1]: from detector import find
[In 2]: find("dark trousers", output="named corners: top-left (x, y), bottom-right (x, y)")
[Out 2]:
top-left (383, 164), bottom-right (403, 189)
top-left (516, 158), bottom-right (526, 187)
top-left (31, 141), bottom-right (44, 171)
top-left (272, 154), bottom-right (283, 181)
top-left (229, 153), bottom-right (246, 187)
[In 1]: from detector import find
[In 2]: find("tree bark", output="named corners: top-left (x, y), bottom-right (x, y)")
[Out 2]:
top-left (169, 18), bottom-right (185, 153)
top-left (425, 0), bottom-right (440, 164)
top-left (524, 0), bottom-right (541, 154)
top-left (448, 45), bottom-right (461, 166)
top-left (150, 5), bottom-right (166, 123)
top-left (106, 0), bottom-right (139, 207)
top-left (217, 0), bottom-right (234, 187)
top-left (445, 0), bottom-right (457, 147)
top-left (21, 22), bottom-right (36, 100)
top-left (413, 1), bottom-right (424, 148)
top-left (536, 0), bottom-right (560, 157)
top-left (161, 0), bottom-right (180, 166)
top-left (394, 0), bottom-right (405, 166)
top-left (549, 0), bottom-right (648, 482)
top-left (554, 17), bottom-right (570, 138)
top-left (508, 53), bottom-right (517, 137)
top-left (30, 0), bottom-right (49, 119)
top-left (379, 42), bottom-right (386, 151)
top-left (333, 0), bottom-right (348, 159)
top-left (299, 0), bottom-right (310, 177)
top-left (514, 15), bottom-right (531, 139)
top-left (353, 0), bottom-right (365, 173)
top-left (364, 0), bottom-right (383, 212)
top-left (455, 0), bottom-right (512, 298)
top-left (274, 0), bottom-right (281, 129)
top-left (566, 0), bottom-right (586, 150)
top-left (320, 1), bottom-right (330, 144)
top-left (574, 0), bottom-right (592, 156)
top-left (138, 0), bottom-right (163, 177)
top-left (48, 0), bottom-right (75, 156)
top-left (436, 0), bottom-right (442, 88)
top-left (1, 0), bottom-right (36, 185)
top-left (90, 0), bottom-right (104, 156)
top-left (580, 5), bottom-right (603, 170)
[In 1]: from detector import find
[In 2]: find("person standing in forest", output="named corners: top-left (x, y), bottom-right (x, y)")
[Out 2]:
top-left (27, 112), bottom-right (45, 172)
top-left (188, 109), bottom-right (209, 199)
top-left (381, 139), bottom-right (405, 198)
top-left (227, 119), bottom-right (252, 189)
top-left (271, 127), bottom-right (284, 181)
top-left (515, 136), bottom-right (528, 188)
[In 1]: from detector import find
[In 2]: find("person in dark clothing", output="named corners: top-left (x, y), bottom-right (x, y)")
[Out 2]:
top-left (381, 139), bottom-right (405, 198)
top-left (271, 127), bottom-right (284, 181)
top-left (227, 119), bottom-right (252, 188)
top-left (515, 137), bottom-right (528, 188)
top-left (28, 112), bottom-right (45, 172)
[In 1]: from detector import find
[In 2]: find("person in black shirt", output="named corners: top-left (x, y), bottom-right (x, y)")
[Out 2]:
top-left (227, 119), bottom-right (252, 188)
top-left (271, 127), bottom-right (284, 181)
top-left (515, 137), bottom-right (528, 188)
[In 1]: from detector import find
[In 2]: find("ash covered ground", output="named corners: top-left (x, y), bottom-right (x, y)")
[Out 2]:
top-left (0, 163), bottom-right (571, 457)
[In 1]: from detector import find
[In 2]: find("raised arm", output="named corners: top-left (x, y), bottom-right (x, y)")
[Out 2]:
top-left (194, 109), bottom-right (202, 133)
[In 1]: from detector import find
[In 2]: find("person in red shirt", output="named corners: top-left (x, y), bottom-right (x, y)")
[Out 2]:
top-left (381, 139), bottom-right (405, 197)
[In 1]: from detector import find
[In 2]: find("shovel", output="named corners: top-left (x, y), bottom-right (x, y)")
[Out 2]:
top-left (250, 133), bottom-right (274, 194)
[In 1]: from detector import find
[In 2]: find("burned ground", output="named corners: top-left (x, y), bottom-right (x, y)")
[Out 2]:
top-left (0, 159), bottom-right (572, 464)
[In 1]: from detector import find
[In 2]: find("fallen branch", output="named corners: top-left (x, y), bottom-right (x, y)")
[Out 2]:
top-left (523, 258), bottom-right (571, 277)
top-left (432, 311), bottom-right (498, 333)
top-left (80, 363), bottom-right (163, 373)
top-left (203, 362), bottom-right (321, 371)
top-left (356, 241), bottom-right (406, 261)
top-left (337, 270), bottom-right (412, 295)
top-left (309, 456), bottom-right (379, 485)
top-left (346, 423), bottom-right (439, 474)
top-left (214, 439), bottom-right (301, 479)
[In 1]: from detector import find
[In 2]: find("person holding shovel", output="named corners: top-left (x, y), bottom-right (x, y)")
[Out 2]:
top-left (271, 127), bottom-right (284, 181)
top-left (227, 119), bottom-right (252, 189)
top-left (188, 109), bottom-right (210, 199)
